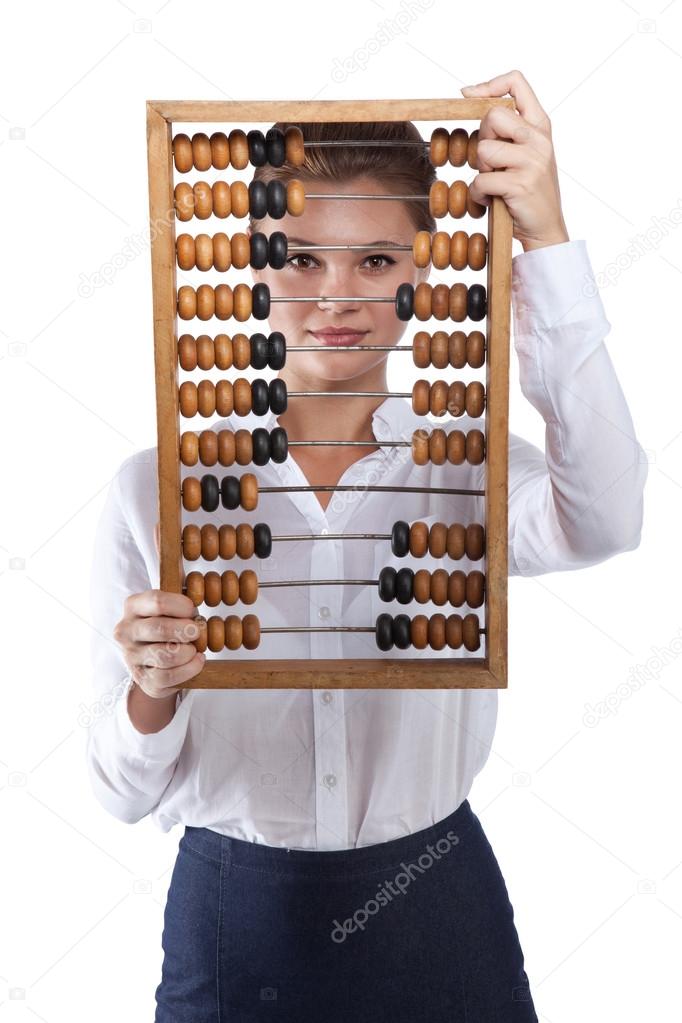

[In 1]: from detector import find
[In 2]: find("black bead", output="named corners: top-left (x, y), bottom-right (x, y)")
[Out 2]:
top-left (248, 179), bottom-right (267, 220)
top-left (247, 129), bottom-right (267, 167)
top-left (250, 232), bottom-right (268, 270)
top-left (265, 127), bottom-right (285, 167)
top-left (467, 284), bottom-right (487, 321)
top-left (269, 377), bottom-right (287, 414)
top-left (220, 475), bottom-right (240, 510)
top-left (268, 331), bottom-right (286, 369)
top-left (267, 179), bottom-right (287, 219)
top-left (250, 332), bottom-right (269, 370)
top-left (395, 567), bottom-right (414, 605)
top-left (376, 613), bottom-right (394, 651)
top-left (270, 426), bottom-right (288, 463)
top-left (393, 614), bottom-right (411, 650)
top-left (252, 378), bottom-right (269, 416)
top-left (254, 522), bottom-right (273, 559)
top-left (268, 231), bottom-right (288, 269)
top-left (251, 427), bottom-right (271, 465)
top-left (200, 474), bottom-right (219, 512)
top-left (378, 567), bottom-right (397, 602)
top-left (391, 520), bottom-right (410, 557)
top-left (252, 283), bottom-right (270, 320)
top-left (395, 283), bottom-right (414, 321)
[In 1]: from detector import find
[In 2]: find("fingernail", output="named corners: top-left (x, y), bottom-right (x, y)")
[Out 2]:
top-left (461, 84), bottom-right (477, 92)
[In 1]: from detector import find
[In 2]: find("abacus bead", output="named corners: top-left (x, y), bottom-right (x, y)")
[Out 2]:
top-left (250, 332), bottom-right (269, 370)
top-left (448, 381), bottom-right (466, 416)
top-left (178, 334), bottom-right (197, 371)
top-left (448, 180), bottom-right (467, 218)
top-left (430, 127), bottom-right (449, 166)
top-left (466, 381), bottom-right (485, 417)
top-left (198, 429), bottom-right (218, 465)
top-left (225, 615), bottom-right (243, 650)
top-left (270, 426), bottom-right (288, 463)
top-left (192, 336), bottom-right (209, 370)
top-left (227, 229), bottom-right (248, 268)
top-left (194, 621), bottom-right (208, 654)
top-left (466, 429), bottom-right (485, 464)
top-left (412, 231), bottom-right (431, 268)
top-left (428, 614), bottom-right (446, 650)
top-left (466, 570), bottom-right (485, 608)
top-left (183, 524), bottom-right (202, 560)
top-left (212, 233), bottom-right (231, 272)
top-left (235, 429), bottom-right (253, 465)
top-left (432, 283), bottom-right (450, 320)
top-left (446, 614), bottom-right (463, 649)
top-left (212, 180), bottom-right (231, 217)
top-left (411, 614), bottom-right (429, 649)
top-left (231, 181), bottom-right (250, 218)
top-left (249, 232), bottom-right (268, 269)
top-left (180, 431), bottom-right (199, 466)
top-left (269, 377), bottom-right (287, 414)
top-left (393, 614), bottom-right (412, 650)
top-left (448, 128), bottom-right (468, 167)
top-left (265, 127), bottom-right (285, 167)
top-left (201, 474), bottom-right (220, 512)
top-left (267, 179), bottom-right (287, 219)
top-left (232, 333), bottom-right (251, 370)
top-left (287, 178), bottom-right (305, 215)
top-left (429, 428), bottom-right (447, 464)
top-left (192, 133), bottom-right (212, 171)
top-left (233, 378), bottom-right (252, 416)
top-left (252, 378), bottom-right (269, 413)
top-left (396, 283), bottom-right (414, 321)
top-left (395, 567), bottom-right (414, 605)
top-left (391, 520), bottom-right (410, 558)
top-left (220, 475), bottom-right (240, 510)
top-left (249, 180), bottom-right (267, 219)
top-left (447, 523), bottom-right (466, 559)
top-left (467, 331), bottom-right (485, 367)
top-left (268, 231), bottom-right (288, 270)
top-left (228, 129), bottom-right (249, 169)
top-left (216, 380), bottom-right (233, 417)
top-left (467, 190), bottom-right (486, 219)
top-left (378, 567), bottom-right (396, 602)
top-left (450, 231), bottom-right (468, 271)
top-left (222, 571), bottom-right (239, 606)
top-left (179, 381), bottom-right (197, 418)
top-left (177, 286), bottom-right (196, 319)
top-left (175, 182), bottom-right (194, 221)
top-left (241, 568), bottom-right (259, 605)
top-left (268, 332), bottom-right (286, 370)
top-left (412, 331), bottom-right (430, 368)
top-left (469, 233), bottom-right (487, 270)
top-left (466, 523), bottom-right (485, 560)
top-left (447, 429), bottom-right (466, 464)
top-left (430, 379), bottom-right (449, 417)
top-left (240, 473), bottom-right (258, 512)
top-left (182, 477), bottom-right (201, 511)
top-left (462, 614), bottom-right (481, 651)
top-left (409, 521), bottom-right (429, 557)
top-left (412, 379), bottom-right (430, 416)
top-left (431, 331), bottom-right (449, 368)
top-left (236, 523), bottom-right (254, 558)
top-left (449, 282), bottom-right (467, 321)
top-left (414, 282), bottom-right (432, 321)
top-left (412, 428), bottom-right (429, 465)
top-left (194, 181), bottom-right (213, 219)
top-left (203, 284), bottom-right (221, 319)
top-left (220, 524), bottom-right (237, 559)
top-left (254, 523), bottom-right (272, 559)
top-left (198, 379), bottom-right (216, 417)
top-left (209, 131), bottom-right (229, 169)
top-left (429, 181), bottom-right (448, 219)
top-left (173, 133), bottom-right (193, 173)
top-left (467, 130), bottom-right (479, 169)
top-left (431, 568), bottom-right (449, 606)
top-left (252, 283), bottom-right (270, 320)
top-left (432, 232), bottom-right (450, 270)
top-left (250, 427), bottom-right (268, 466)
top-left (467, 284), bottom-right (486, 321)
top-left (285, 126), bottom-right (305, 166)
top-left (242, 613), bottom-right (261, 650)
top-left (376, 613), bottom-right (394, 652)
top-left (414, 569), bottom-right (431, 603)
top-left (201, 524), bottom-right (219, 560)
top-left (217, 430), bottom-right (236, 466)
top-left (204, 571), bottom-right (222, 607)
top-left (429, 522), bottom-right (448, 558)
top-left (234, 283), bottom-right (253, 321)
top-left (247, 129), bottom-right (267, 167)
top-left (176, 234), bottom-right (195, 270)
top-left (208, 616), bottom-right (225, 652)
top-left (448, 570), bottom-right (466, 606)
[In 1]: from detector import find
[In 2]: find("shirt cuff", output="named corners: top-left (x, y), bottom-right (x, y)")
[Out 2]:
top-left (511, 238), bottom-right (610, 346)
top-left (114, 674), bottom-right (191, 761)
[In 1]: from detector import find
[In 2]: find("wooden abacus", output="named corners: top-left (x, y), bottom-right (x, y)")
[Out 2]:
top-left (146, 99), bottom-right (513, 690)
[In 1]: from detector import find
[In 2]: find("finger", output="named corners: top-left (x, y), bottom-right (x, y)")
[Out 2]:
top-left (132, 641), bottom-right (199, 671)
top-left (468, 170), bottom-right (519, 206)
top-left (461, 69), bottom-right (549, 128)
top-left (124, 589), bottom-right (198, 620)
top-left (129, 615), bottom-right (205, 645)
top-left (479, 106), bottom-right (544, 147)
top-left (134, 650), bottom-right (206, 696)
top-left (476, 138), bottom-right (525, 173)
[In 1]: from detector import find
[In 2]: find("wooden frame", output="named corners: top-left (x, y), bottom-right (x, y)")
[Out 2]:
top-left (146, 99), bottom-right (513, 689)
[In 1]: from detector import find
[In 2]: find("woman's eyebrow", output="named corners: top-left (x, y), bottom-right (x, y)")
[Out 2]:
top-left (286, 237), bottom-right (400, 247)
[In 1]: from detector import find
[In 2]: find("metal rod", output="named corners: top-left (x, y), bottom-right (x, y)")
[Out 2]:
top-left (273, 531), bottom-right (391, 542)
top-left (259, 625), bottom-right (487, 634)
top-left (261, 578), bottom-right (376, 588)
top-left (303, 140), bottom-right (430, 148)
top-left (306, 193), bottom-right (429, 200)
top-left (288, 390), bottom-right (411, 397)
top-left (287, 439), bottom-right (412, 447)
top-left (271, 295), bottom-right (395, 302)
top-left (286, 342), bottom-right (488, 355)
top-left (260, 484), bottom-right (485, 496)
top-left (287, 243), bottom-right (413, 252)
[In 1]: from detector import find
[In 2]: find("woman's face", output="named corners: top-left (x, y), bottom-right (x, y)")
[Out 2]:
top-left (250, 174), bottom-right (429, 385)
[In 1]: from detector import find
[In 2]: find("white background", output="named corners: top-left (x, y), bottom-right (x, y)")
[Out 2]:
top-left (1, 0), bottom-right (681, 1019)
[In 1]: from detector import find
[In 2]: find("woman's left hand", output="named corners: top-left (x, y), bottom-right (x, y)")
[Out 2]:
top-left (461, 70), bottom-right (569, 253)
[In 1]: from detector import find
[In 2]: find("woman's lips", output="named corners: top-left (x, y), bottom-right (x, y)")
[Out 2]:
top-left (309, 330), bottom-right (369, 347)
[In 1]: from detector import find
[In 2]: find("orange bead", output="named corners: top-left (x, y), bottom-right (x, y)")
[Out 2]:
top-left (198, 429), bottom-right (218, 465)
top-left (176, 234), bottom-right (195, 270)
top-left (411, 428), bottom-right (429, 466)
top-left (178, 334), bottom-right (197, 371)
top-left (448, 181), bottom-right (467, 218)
top-left (212, 180), bottom-right (231, 218)
top-left (242, 614), bottom-right (261, 650)
top-left (180, 431), bottom-right (199, 466)
top-left (412, 231), bottom-right (431, 268)
top-left (240, 473), bottom-right (258, 512)
top-left (230, 181), bottom-right (249, 218)
top-left (182, 524), bottom-right (202, 560)
top-left (429, 181), bottom-right (448, 219)
top-left (412, 331), bottom-right (430, 368)
top-left (448, 128), bottom-right (468, 167)
top-left (285, 127), bottom-right (305, 167)
top-left (430, 127), bottom-right (449, 166)
top-left (228, 129), bottom-right (249, 169)
top-left (209, 131), bottom-right (230, 169)
top-left (172, 133), bottom-right (193, 173)
top-left (287, 179), bottom-right (305, 216)
top-left (409, 521), bottom-right (429, 558)
top-left (218, 429), bottom-right (236, 466)
top-left (412, 379), bottom-right (430, 416)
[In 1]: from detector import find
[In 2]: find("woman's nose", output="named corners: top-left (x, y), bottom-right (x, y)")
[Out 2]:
top-left (315, 260), bottom-right (361, 313)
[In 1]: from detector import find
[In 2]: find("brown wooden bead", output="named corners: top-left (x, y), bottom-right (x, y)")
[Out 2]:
top-left (176, 234), bottom-right (195, 270)
top-left (182, 524), bottom-right (202, 560)
top-left (466, 523), bottom-right (485, 560)
top-left (194, 234), bottom-right (213, 271)
top-left (412, 231), bottom-right (431, 268)
top-left (448, 180), bottom-right (467, 218)
top-left (414, 282), bottom-right (432, 321)
top-left (429, 427), bottom-right (447, 464)
top-left (466, 190), bottom-right (486, 219)
top-left (448, 570), bottom-right (466, 606)
top-left (212, 180), bottom-right (231, 218)
top-left (219, 524), bottom-right (237, 560)
top-left (450, 230), bottom-right (468, 271)
top-left (411, 428), bottom-right (429, 466)
top-left (287, 178), bottom-right (305, 216)
top-left (233, 378), bottom-right (252, 416)
top-left (197, 283), bottom-right (216, 320)
top-left (208, 615), bottom-right (226, 652)
top-left (214, 334), bottom-right (233, 370)
top-left (194, 621), bottom-right (208, 654)
top-left (192, 133), bottom-right (212, 172)
top-left (285, 126), bottom-right (305, 166)
top-left (228, 129), bottom-right (249, 169)
top-left (428, 522), bottom-right (448, 558)
top-left (448, 128), bottom-right (468, 167)
top-left (447, 523), bottom-right (466, 559)
top-left (465, 381), bottom-right (485, 418)
top-left (446, 614), bottom-right (463, 649)
top-left (231, 232), bottom-right (250, 269)
top-left (182, 477), bottom-right (201, 511)
top-left (196, 334), bottom-right (214, 370)
top-left (172, 133), bottom-right (193, 173)
top-left (429, 331), bottom-right (447, 369)
top-left (409, 521), bottom-right (429, 557)
top-left (222, 570), bottom-right (239, 606)
top-left (232, 333), bottom-right (250, 370)
top-left (174, 182), bottom-right (194, 221)
top-left (217, 429), bottom-right (236, 466)
top-left (180, 431), bottom-right (199, 466)
top-left (235, 429), bottom-right (253, 465)
top-left (177, 286), bottom-right (196, 320)
top-left (240, 569), bottom-right (258, 605)
top-left (447, 380), bottom-right (466, 417)
top-left (448, 331), bottom-right (467, 369)
top-left (242, 613), bottom-right (261, 650)
top-left (431, 232), bottom-right (450, 270)
top-left (431, 569), bottom-right (449, 606)
top-left (204, 571), bottom-right (222, 607)
top-left (429, 181), bottom-right (448, 219)
top-left (230, 181), bottom-right (249, 218)
top-left (467, 331), bottom-right (485, 368)
top-left (467, 129), bottom-right (479, 169)
top-left (411, 614), bottom-right (429, 649)
top-left (414, 569), bottom-right (431, 604)
top-left (198, 379), bottom-right (216, 417)
top-left (214, 284), bottom-right (233, 320)
top-left (209, 131), bottom-right (229, 169)
top-left (466, 429), bottom-right (485, 464)
top-left (235, 522), bottom-right (254, 559)
top-left (449, 282), bottom-right (467, 321)
top-left (201, 524), bottom-right (219, 560)
top-left (446, 429), bottom-right (466, 464)
top-left (225, 614), bottom-right (243, 650)
top-left (430, 379), bottom-right (449, 417)
top-left (197, 429), bottom-right (217, 465)
top-left (412, 331), bottom-right (430, 368)
top-left (428, 613), bottom-right (446, 650)
top-left (211, 233), bottom-right (231, 272)
top-left (468, 233), bottom-right (487, 270)
top-left (179, 381), bottom-right (198, 418)
top-left (432, 283), bottom-right (450, 321)
top-left (178, 334), bottom-right (197, 371)
top-left (462, 613), bottom-right (480, 651)
top-left (466, 570), bottom-right (485, 608)
top-left (194, 181), bottom-right (212, 219)
top-left (412, 379), bottom-right (430, 416)
top-left (430, 127), bottom-right (449, 166)
top-left (215, 379), bottom-right (233, 417)
top-left (240, 472), bottom-right (258, 511)
top-left (233, 283), bottom-right (252, 322)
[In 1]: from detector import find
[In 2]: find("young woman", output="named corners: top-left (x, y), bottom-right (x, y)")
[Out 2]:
top-left (88, 71), bottom-right (647, 1021)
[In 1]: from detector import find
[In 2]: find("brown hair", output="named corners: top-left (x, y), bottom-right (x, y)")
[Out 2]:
top-left (249, 120), bottom-right (436, 235)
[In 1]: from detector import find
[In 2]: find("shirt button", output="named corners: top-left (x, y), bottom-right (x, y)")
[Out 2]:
top-left (321, 691), bottom-right (333, 704)
top-left (318, 605), bottom-right (331, 619)
top-left (323, 773), bottom-right (337, 788)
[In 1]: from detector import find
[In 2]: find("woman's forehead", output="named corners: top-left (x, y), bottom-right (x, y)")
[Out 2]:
top-left (281, 178), bottom-right (415, 244)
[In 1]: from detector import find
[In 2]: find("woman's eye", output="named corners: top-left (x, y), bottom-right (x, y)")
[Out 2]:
top-left (286, 254), bottom-right (320, 271)
top-left (362, 254), bottom-right (397, 272)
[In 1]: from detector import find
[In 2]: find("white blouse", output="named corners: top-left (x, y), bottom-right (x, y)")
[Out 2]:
top-left (86, 240), bottom-right (647, 850)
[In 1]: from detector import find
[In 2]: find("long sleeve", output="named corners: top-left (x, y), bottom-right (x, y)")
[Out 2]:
top-left (85, 456), bottom-right (193, 824)
top-left (507, 239), bottom-right (648, 576)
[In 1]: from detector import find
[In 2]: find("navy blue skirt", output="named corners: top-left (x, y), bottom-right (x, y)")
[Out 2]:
top-left (154, 798), bottom-right (537, 1022)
